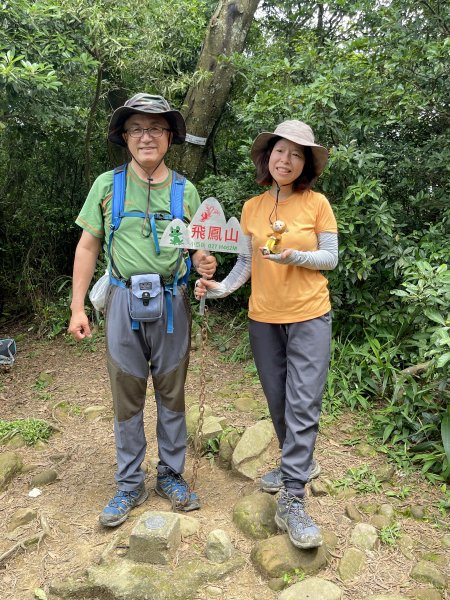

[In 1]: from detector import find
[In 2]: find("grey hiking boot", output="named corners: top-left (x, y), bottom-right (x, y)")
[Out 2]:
top-left (99, 486), bottom-right (148, 527)
top-left (275, 488), bottom-right (322, 549)
top-left (260, 459), bottom-right (321, 493)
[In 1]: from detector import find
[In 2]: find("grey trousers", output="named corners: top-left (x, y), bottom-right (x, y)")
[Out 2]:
top-left (105, 284), bottom-right (191, 491)
top-left (249, 314), bottom-right (331, 496)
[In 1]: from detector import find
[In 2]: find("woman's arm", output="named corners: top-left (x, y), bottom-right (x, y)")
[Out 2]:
top-left (263, 232), bottom-right (338, 270)
top-left (195, 236), bottom-right (252, 299)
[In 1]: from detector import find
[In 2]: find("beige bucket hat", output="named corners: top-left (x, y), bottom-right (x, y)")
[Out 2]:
top-left (250, 120), bottom-right (328, 176)
top-left (108, 93), bottom-right (186, 147)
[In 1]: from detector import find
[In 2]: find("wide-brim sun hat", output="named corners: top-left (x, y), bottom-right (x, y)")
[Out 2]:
top-left (250, 120), bottom-right (328, 177)
top-left (108, 93), bottom-right (186, 147)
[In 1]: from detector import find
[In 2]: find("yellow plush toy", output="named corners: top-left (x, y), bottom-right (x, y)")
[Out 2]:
top-left (261, 220), bottom-right (288, 255)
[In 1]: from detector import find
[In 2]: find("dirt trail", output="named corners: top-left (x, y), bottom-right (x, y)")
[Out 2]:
top-left (0, 324), bottom-right (448, 599)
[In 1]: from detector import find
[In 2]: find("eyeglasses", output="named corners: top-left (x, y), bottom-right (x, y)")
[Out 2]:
top-left (125, 126), bottom-right (171, 138)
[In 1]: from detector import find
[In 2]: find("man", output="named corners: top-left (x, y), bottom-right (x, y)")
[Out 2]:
top-left (68, 93), bottom-right (216, 527)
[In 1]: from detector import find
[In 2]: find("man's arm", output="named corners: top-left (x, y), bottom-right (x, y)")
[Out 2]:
top-left (68, 230), bottom-right (102, 340)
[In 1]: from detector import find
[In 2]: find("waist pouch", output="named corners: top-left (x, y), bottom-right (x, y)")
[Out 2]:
top-left (127, 274), bottom-right (163, 322)
top-left (0, 338), bottom-right (16, 365)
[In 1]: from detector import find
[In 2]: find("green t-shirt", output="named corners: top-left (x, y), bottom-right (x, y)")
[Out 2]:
top-left (76, 165), bottom-right (201, 280)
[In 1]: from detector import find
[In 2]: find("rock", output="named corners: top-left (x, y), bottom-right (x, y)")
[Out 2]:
top-left (218, 429), bottom-right (241, 468)
top-left (420, 552), bottom-right (448, 568)
top-left (279, 576), bottom-right (342, 600)
top-left (34, 440), bottom-right (48, 450)
top-left (398, 534), bottom-right (416, 560)
top-left (186, 404), bottom-right (213, 437)
top-left (204, 585), bottom-right (223, 597)
top-left (407, 589), bottom-right (443, 600)
top-left (378, 503), bottom-right (395, 521)
top-left (0, 452), bottom-right (23, 491)
top-left (206, 529), bottom-right (234, 563)
top-left (345, 503), bottom-right (363, 522)
top-left (410, 561), bottom-right (446, 589)
top-left (83, 405), bottom-right (107, 420)
top-left (338, 547), bottom-right (366, 581)
top-left (232, 420), bottom-right (274, 479)
top-left (374, 464), bottom-right (396, 482)
top-left (51, 553), bottom-right (244, 599)
top-left (335, 487), bottom-right (357, 500)
top-left (8, 507), bottom-right (38, 531)
top-left (5, 434), bottom-right (27, 449)
top-left (30, 469), bottom-right (58, 487)
top-left (199, 415), bottom-right (224, 449)
top-left (310, 480), bottom-right (328, 496)
top-left (178, 514), bottom-right (200, 538)
top-left (358, 502), bottom-right (379, 515)
top-left (350, 523), bottom-right (379, 550)
top-left (442, 534), bottom-right (450, 549)
top-left (232, 491), bottom-right (277, 539)
top-left (355, 444), bottom-right (377, 458)
top-left (322, 530), bottom-right (339, 552)
top-left (251, 534), bottom-right (328, 578)
top-left (364, 596), bottom-right (409, 600)
top-left (410, 505), bottom-right (426, 520)
top-left (268, 578), bottom-right (286, 591)
top-left (129, 511), bottom-right (181, 565)
top-left (234, 393), bottom-right (260, 412)
top-left (370, 514), bottom-right (391, 529)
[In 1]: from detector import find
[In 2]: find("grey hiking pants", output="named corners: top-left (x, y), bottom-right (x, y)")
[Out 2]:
top-left (105, 284), bottom-right (191, 491)
top-left (249, 313), bottom-right (331, 497)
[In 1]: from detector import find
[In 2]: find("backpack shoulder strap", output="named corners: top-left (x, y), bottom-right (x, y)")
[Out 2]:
top-left (170, 170), bottom-right (186, 220)
top-left (108, 163), bottom-right (128, 286)
top-left (111, 163), bottom-right (127, 231)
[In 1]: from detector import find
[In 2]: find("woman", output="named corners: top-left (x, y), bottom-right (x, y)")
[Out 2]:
top-left (196, 120), bottom-right (338, 549)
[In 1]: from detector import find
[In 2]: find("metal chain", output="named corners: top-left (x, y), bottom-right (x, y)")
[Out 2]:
top-left (190, 306), bottom-right (208, 491)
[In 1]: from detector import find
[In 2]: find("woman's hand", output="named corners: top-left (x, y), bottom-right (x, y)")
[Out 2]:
top-left (261, 248), bottom-right (302, 264)
top-left (194, 278), bottom-right (220, 299)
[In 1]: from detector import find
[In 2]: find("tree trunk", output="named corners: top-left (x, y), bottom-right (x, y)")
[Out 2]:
top-left (170, 0), bottom-right (259, 182)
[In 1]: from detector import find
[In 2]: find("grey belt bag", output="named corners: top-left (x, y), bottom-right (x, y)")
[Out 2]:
top-left (127, 273), bottom-right (163, 322)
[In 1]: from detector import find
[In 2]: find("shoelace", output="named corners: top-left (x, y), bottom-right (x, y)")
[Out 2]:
top-left (108, 490), bottom-right (137, 509)
top-left (282, 491), bottom-right (315, 528)
top-left (160, 473), bottom-right (190, 508)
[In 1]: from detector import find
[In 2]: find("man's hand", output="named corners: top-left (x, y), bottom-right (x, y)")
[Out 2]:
top-left (68, 309), bottom-right (92, 340)
top-left (194, 252), bottom-right (217, 278)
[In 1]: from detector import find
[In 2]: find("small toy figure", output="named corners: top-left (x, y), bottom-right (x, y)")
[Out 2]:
top-left (261, 220), bottom-right (288, 255)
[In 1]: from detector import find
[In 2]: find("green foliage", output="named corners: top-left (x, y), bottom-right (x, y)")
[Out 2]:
top-left (333, 465), bottom-right (383, 494)
top-left (379, 522), bottom-right (401, 546)
top-left (282, 568), bottom-right (305, 586)
top-left (0, 418), bottom-right (53, 445)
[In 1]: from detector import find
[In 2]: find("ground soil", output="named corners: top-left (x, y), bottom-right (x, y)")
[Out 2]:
top-left (0, 319), bottom-right (448, 600)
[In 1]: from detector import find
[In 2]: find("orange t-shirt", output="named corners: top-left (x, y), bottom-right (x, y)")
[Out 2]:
top-left (240, 189), bottom-right (338, 324)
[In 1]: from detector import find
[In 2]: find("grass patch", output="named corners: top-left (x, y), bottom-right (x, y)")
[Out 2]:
top-left (0, 419), bottom-right (53, 445)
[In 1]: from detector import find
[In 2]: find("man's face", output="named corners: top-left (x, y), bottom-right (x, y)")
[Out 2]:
top-left (122, 113), bottom-right (171, 169)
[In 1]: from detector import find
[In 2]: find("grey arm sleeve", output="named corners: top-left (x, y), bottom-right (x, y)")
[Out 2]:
top-left (206, 236), bottom-right (252, 299)
top-left (267, 232), bottom-right (338, 270)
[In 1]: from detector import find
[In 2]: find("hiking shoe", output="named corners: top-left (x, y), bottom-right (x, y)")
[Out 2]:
top-left (99, 486), bottom-right (148, 527)
top-left (275, 488), bottom-right (322, 549)
top-left (260, 459), bottom-right (321, 493)
top-left (155, 472), bottom-right (200, 512)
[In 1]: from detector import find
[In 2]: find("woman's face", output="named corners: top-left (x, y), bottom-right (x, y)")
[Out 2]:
top-left (268, 138), bottom-right (305, 188)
